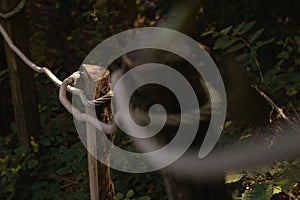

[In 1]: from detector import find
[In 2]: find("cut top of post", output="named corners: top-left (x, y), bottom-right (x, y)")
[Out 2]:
top-left (82, 64), bottom-right (110, 99)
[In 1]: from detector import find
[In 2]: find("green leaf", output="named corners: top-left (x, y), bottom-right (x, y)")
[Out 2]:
top-left (242, 183), bottom-right (272, 200)
top-left (283, 37), bottom-right (291, 47)
top-left (214, 35), bottom-right (231, 50)
top-left (31, 181), bottom-right (48, 190)
top-left (287, 88), bottom-right (298, 96)
top-left (273, 186), bottom-right (282, 194)
top-left (243, 58), bottom-right (255, 66)
top-left (287, 46), bottom-right (293, 53)
top-left (240, 133), bottom-right (253, 139)
top-left (137, 196), bottom-right (151, 200)
top-left (200, 30), bottom-right (214, 37)
top-left (226, 43), bottom-right (246, 53)
top-left (255, 37), bottom-right (275, 47)
top-left (248, 28), bottom-right (264, 44)
top-left (220, 26), bottom-right (232, 35)
top-left (10, 122), bottom-right (16, 133)
top-left (240, 21), bottom-right (256, 34)
top-left (225, 172), bottom-right (245, 184)
top-left (272, 161), bottom-right (300, 191)
top-left (295, 58), bottom-right (300, 65)
top-left (14, 146), bottom-right (27, 156)
top-left (277, 51), bottom-right (289, 59)
top-left (33, 189), bottom-right (49, 200)
top-left (231, 189), bottom-right (241, 200)
top-left (56, 166), bottom-right (71, 175)
top-left (27, 159), bottom-right (39, 169)
top-left (232, 22), bottom-right (246, 36)
top-left (116, 192), bottom-right (124, 200)
top-left (49, 183), bottom-right (61, 195)
top-left (40, 138), bottom-right (51, 146)
top-left (276, 59), bottom-right (284, 68)
top-left (0, 69), bottom-right (8, 82)
top-left (212, 32), bottom-right (220, 38)
top-left (276, 40), bottom-right (284, 45)
top-left (235, 53), bottom-right (251, 63)
top-left (222, 38), bottom-right (238, 49)
top-left (0, 69), bottom-right (8, 77)
top-left (126, 189), bottom-right (134, 198)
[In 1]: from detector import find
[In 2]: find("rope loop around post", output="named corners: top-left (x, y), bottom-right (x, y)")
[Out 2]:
top-left (59, 74), bottom-right (117, 135)
top-left (69, 71), bottom-right (114, 108)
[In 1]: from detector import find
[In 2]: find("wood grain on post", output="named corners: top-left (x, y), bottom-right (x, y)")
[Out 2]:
top-left (83, 64), bottom-right (115, 200)
top-left (1, 0), bottom-right (40, 147)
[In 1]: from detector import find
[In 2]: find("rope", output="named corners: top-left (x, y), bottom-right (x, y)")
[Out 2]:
top-left (0, 23), bottom-right (112, 106)
top-left (0, 0), bottom-right (27, 19)
top-left (81, 90), bottom-right (114, 108)
top-left (0, 23), bottom-right (115, 134)
top-left (2, 14), bottom-right (300, 177)
top-left (59, 75), bottom-right (117, 135)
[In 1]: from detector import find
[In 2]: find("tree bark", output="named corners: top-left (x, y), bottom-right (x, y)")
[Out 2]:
top-left (1, 0), bottom-right (40, 147)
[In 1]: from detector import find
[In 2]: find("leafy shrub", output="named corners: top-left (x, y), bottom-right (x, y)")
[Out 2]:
top-left (203, 20), bottom-right (300, 109)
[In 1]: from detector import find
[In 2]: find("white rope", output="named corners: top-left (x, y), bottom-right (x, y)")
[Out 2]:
top-left (0, 23), bottom-right (112, 103)
top-left (2, 20), bottom-right (300, 178)
top-left (59, 75), bottom-right (117, 135)
top-left (0, 23), bottom-right (115, 134)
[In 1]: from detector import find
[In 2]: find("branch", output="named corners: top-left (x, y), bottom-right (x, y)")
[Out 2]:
top-left (238, 37), bottom-right (264, 82)
top-left (0, 0), bottom-right (27, 19)
top-left (253, 86), bottom-right (291, 123)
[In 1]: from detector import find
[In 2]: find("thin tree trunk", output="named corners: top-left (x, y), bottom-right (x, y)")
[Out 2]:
top-left (1, 0), bottom-right (40, 147)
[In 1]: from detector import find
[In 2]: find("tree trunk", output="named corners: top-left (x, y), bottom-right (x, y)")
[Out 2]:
top-left (1, 0), bottom-right (40, 147)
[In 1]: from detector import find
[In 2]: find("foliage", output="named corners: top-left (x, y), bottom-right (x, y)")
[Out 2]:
top-left (0, 68), bottom-right (8, 82)
top-left (115, 189), bottom-right (151, 200)
top-left (0, 111), bottom-right (159, 199)
top-left (26, 0), bottom-right (140, 72)
top-left (0, 112), bottom-right (89, 199)
top-left (0, 72), bottom-right (163, 199)
top-left (203, 21), bottom-right (274, 83)
top-left (1, 0), bottom-right (300, 199)
top-left (225, 161), bottom-right (300, 200)
top-left (202, 20), bottom-right (300, 108)
top-left (266, 36), bottom-right (300, 101)
top-left (221, 121), bottom-right (300, 199)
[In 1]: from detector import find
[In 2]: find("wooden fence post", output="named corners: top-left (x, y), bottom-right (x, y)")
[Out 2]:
top-left (1, 0), bottom-right (40, 147)
top-left (83, 64), bottom-right (115, 200)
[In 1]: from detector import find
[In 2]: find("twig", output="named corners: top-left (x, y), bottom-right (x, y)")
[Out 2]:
top-left (60, 176), bottom-right (79, 189)
top-left (274, 121), bottom-right (284, 133)
top-left (253, 86), bottom-right (291, 123)
top-left (269, 107), bottom-right (274, 123)
top-left (238, 37), bottom-right (264, 83)
top-left (0, 0), bottom-right (27, 19)
top-left (290, 103), bottom-right (300, 121)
